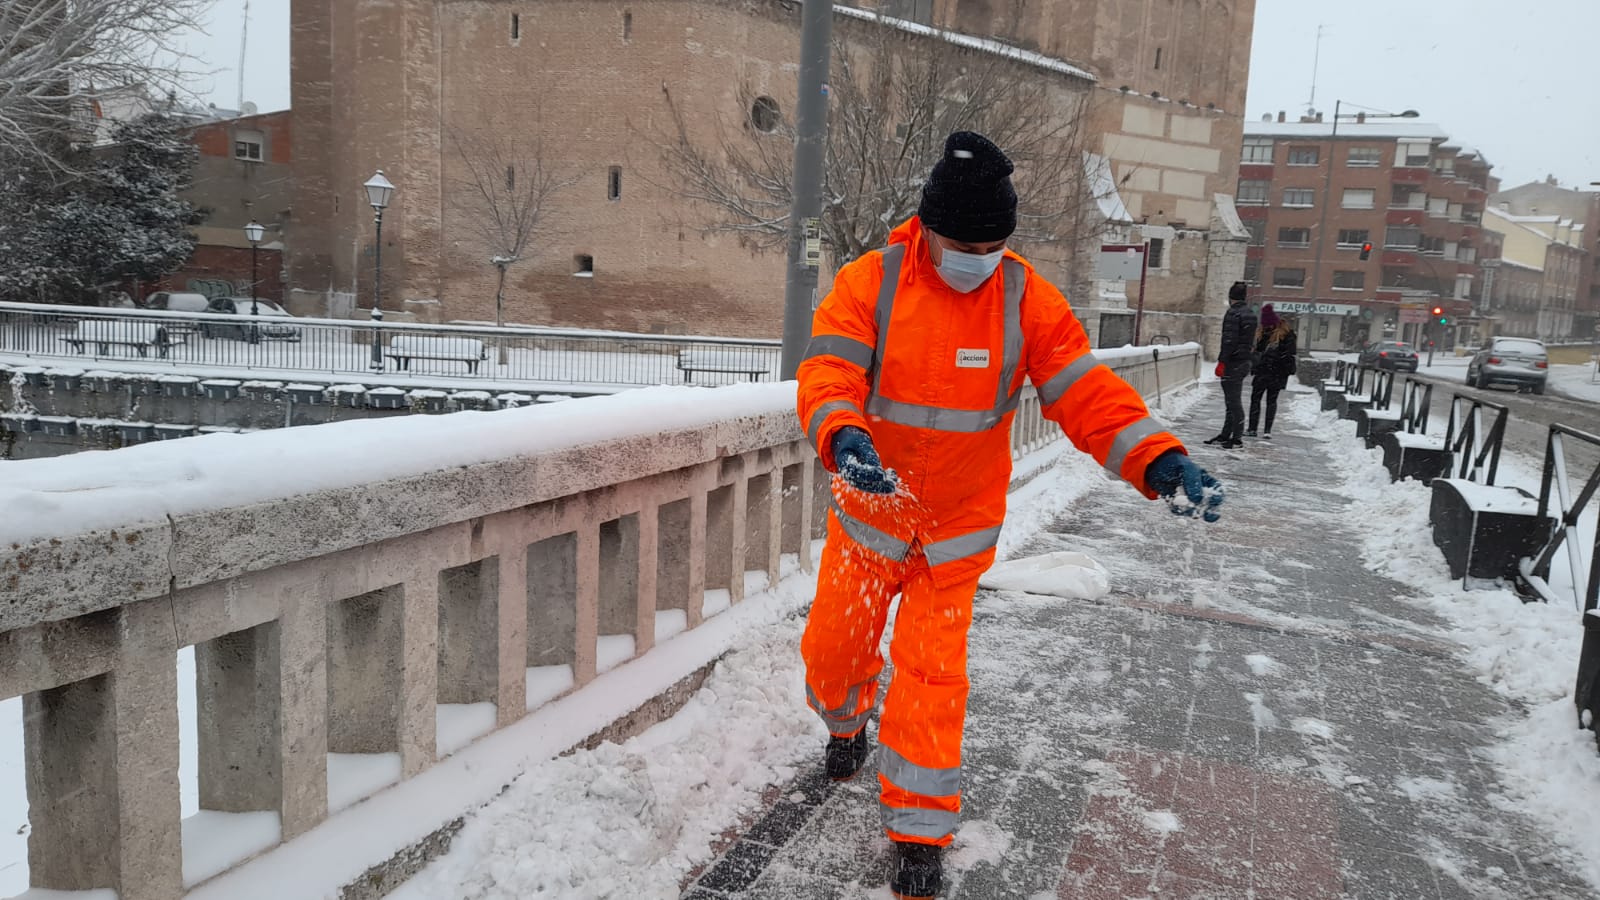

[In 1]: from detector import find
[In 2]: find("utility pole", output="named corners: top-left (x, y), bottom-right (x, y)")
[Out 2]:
top-left (779, 0), bottom-right (833, 381)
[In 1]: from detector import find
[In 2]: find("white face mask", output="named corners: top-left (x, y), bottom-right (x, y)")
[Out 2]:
top-left (935, 246), bottom-right (1005, 293)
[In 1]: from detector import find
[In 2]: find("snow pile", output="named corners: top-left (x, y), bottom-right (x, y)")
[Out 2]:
top-left (389, 617), bottom-right (817, 900)
top-left (978, 551), bottom-right (1110, 600)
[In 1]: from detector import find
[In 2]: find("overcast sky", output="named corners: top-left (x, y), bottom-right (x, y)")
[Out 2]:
top-left (181, 0), bottom-right (1598, 190)
top-left (1245, 0), bottom-right (1599, 189)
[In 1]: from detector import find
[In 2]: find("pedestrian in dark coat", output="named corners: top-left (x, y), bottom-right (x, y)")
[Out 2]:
top-left (1206, 282), bottom-right (1257, 449)
top-left (1246, 304), bottom-right (1297, 438)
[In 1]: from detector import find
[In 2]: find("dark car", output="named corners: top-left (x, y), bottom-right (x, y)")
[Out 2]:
top-left (1358, 340), bottom-right (1419, 372)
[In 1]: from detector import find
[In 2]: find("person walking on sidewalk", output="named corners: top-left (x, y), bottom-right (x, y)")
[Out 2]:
top-left (1245, 304), bottom-right (1297, 439)
top-left (795, 131), bottom-right (1225, 900)
top-left (1206, 281), bottom-right (1257, 449)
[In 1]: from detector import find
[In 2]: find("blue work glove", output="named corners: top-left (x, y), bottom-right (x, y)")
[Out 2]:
top-left (830, 426), bottom-right (897, 495)
top-left (1145, 450), bottom-right (1224, 523)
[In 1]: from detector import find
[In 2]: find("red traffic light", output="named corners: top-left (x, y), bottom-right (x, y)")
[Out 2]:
top-left (1431, 306), bottom-right (1444, 316)
top-left (1359, 242), bottom-right (1373, 261)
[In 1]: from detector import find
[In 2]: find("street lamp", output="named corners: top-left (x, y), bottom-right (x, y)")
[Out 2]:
top-left (243, 220), bottom-right (264, 317)
top-left (1308, 101), bottom-right (1420, 345)
top-left (364, 169), bottom-right (396, 370)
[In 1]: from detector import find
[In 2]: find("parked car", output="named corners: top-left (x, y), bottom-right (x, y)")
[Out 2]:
top-left (1466, 337), bottom-right (1548, 394)
top-left (144, 291), bottom-right (211, 313)
top-left (200, 297), bottom-right (302, 343)
top-left (1357, 340), bottom-right (1420, 372)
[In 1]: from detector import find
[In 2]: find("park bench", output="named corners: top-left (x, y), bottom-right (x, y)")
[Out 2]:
top-left (63, 321), bottom-right (178, 358)
top-left (676, 349), bottom-right (772, 384)
top-left (387, 335), bottom-right (489, 373)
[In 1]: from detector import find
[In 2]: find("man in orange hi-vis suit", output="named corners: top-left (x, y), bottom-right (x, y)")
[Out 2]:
top-left (797, 132), bottom-right (1224, 899)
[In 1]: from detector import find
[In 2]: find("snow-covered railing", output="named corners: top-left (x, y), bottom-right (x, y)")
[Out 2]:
top-left (1519, 425), bottom-right (1600, 612)
top-left (0, 300), bottom-right (782, 389)
top-left (0, 345), bottom-right (1196, 897)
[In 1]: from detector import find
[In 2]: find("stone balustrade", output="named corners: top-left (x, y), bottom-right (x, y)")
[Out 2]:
top-left (0, 343), bottom-right (1199, 899)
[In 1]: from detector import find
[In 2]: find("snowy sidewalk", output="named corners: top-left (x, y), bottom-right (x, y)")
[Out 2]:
top-left (681, 388), bottom-right (1599, 900)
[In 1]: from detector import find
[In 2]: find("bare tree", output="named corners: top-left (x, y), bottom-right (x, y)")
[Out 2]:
top-left (646, 12), bottom-right (1121, 289)
top-left (0, 0), bottom-right (207, 171)
top-left (449, 122), bottom-right (576, 341)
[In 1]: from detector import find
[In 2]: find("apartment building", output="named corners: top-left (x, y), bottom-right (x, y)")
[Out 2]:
top-left (1237, 115), bottom-right (1491, 351)
top-left (1482, 206), bottom-right (1587, 340)
top-left (1492, 179), bottom-right (1600, 337)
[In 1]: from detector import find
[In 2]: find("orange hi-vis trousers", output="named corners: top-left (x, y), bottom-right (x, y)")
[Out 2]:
top-left (799, 510), bottom-right (984, 847)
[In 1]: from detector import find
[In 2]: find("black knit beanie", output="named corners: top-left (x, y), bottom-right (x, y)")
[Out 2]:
top-left (1228, 281), bottom-right (1248, 304)
top-left (918, 131), bottom-right (1018, 243)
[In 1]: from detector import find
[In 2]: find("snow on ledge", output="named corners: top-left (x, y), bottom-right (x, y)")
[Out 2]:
top-left (0, 382), bottom-right (798, 549)
top-left (1434, 478), bottom-right (1540, 515)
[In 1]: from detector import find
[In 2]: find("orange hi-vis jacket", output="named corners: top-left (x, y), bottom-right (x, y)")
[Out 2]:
top-left (798, 218), bottom-right (1184, 581)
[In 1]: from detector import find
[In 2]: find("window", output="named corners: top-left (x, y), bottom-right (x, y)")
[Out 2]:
top-left (1244, 219), bottom-right (1266, 245)
top-left (1287, 146), bottom-right (1319, 166)
top-left (1428, 197), bottom-right (1449, 217)
top-left (574, 254), bottom-right (594, 277)
top-left (1332, 271), bottom-right (1366, 291)
top-left (1277, 227), bottom-right (1311, 247)
top-left (234, 139), bottom-right (263, 161)
top-left (511, 13), bottom-right (520, 41)
top-left (1273, 267), bottom-right (1306, 288)
top-left (1347, 147), bottom-right (1382, 167)
top-left (1154, 47), bottom-right (1162, 70)
top-left (1385, 225), bottom-right (1421, 249)
top-left (1147, 238), bottom-right (1165, 269)
top-left (1243, 258), bottom-right (1262, 284)
top-left (1391, 184), bottom-right (1424, 209)
top-left (750, 96), bottom-right (781, 133)
top-left (1397, 139), bottom-right (1431, 167)
top-left (607, 166), bottom-right (622, 201)
top-left (1342, 188), bottom-right (1375, 209)
top-left (1241, 139), bottom-right (1272, 164)
top-left (623, 10), bottom-right (632, 40)
top-left (1237, 180), bottom-right (1270, 205)
top-left (1282, 188), bottom-right (1314, 208)
top-left (1316, 319), bottom-right (1330, 341)
top-left (505, 166), bottom-right (515, 191)
top-left (1337, 228), bottom-right (1370, 248)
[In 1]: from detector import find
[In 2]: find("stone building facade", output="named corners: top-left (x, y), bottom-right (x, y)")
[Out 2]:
top-left (288, 0), bottom-right (1255, 340)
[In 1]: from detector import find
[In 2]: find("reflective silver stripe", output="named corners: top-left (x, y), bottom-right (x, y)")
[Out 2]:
top-left (869, 245), bottom-right (904, 396)
top-left (865, 395), bottom-right (1010, 434)
top-left (806, 399), bottom-right (861, 452)
top-left (1036, 353), bottom-right (1103, 408)
top-left (805, 334), bottom-right (875, 370)
top-left (881, 804), bottom-right (960, 841)
top-left (923, 525), bottom-right (1002, 568)
top-left (831, 502), bottom-right (911, 560)
top-left (994, 259), bottom-right (1026, 410)
top-left (879, 746), bottom-right (962, 797)
top-left (806, 681), bottom-right (876, 735)
top-left (1103, 416), bottom-right (1168, 479)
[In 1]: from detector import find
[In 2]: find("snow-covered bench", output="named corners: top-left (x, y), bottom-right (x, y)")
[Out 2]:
top-left (676, 349), bottom-right (772, 384)
top-left (63, 320), bottom-right (177, 358)
top-left (386, 336), bottom-right (488, 373)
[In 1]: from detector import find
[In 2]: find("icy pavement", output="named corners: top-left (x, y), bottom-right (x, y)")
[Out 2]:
top-left (680, 387), bottom-right (1600, 900)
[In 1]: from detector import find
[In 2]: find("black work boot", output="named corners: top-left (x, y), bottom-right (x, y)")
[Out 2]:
top-left (826, 729), bottom-right (870, 781)
top-left (890, 841), bottom-right (943, 899)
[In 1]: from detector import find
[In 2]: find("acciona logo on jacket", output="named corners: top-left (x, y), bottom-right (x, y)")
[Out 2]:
top-left (955, 349), bottom-right (991, 368)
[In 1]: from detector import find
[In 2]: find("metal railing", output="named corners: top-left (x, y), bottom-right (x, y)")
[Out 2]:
top-left (0, 302), bottom-right (783, 388)
top-left (1342, 362), bottom-right (1368, 395)
top-left (1443, 393), bottom-right (1509, 485)
top-left (1365, 366), bottom-right (1395, 410)
top-left (1518, 424), bottom-right (1600, 611)
top-left (1398, 378), bottom-right (1435, 434)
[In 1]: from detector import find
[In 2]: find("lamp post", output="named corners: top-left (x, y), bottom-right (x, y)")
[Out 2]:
top-left (364, 170), bottom-right (396, 370)
top-left (778, 0), bottom-right (833, 380)
top-left (1308, 101), bottom-right (1419, 347)
top-left (243, 220), bottom-right (264, 317)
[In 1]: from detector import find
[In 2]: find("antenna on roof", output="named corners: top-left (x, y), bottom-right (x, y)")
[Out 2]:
top-left (1305, 24), bottom-right (1327, 119)
top-left (237, 0), bottom-right (251, 112)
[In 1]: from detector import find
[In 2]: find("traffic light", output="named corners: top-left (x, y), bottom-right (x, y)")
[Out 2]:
top-left (1359, 242), bottom-right (1373, 261)
top-left (1433, 306), bottom-right (1448, 325)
